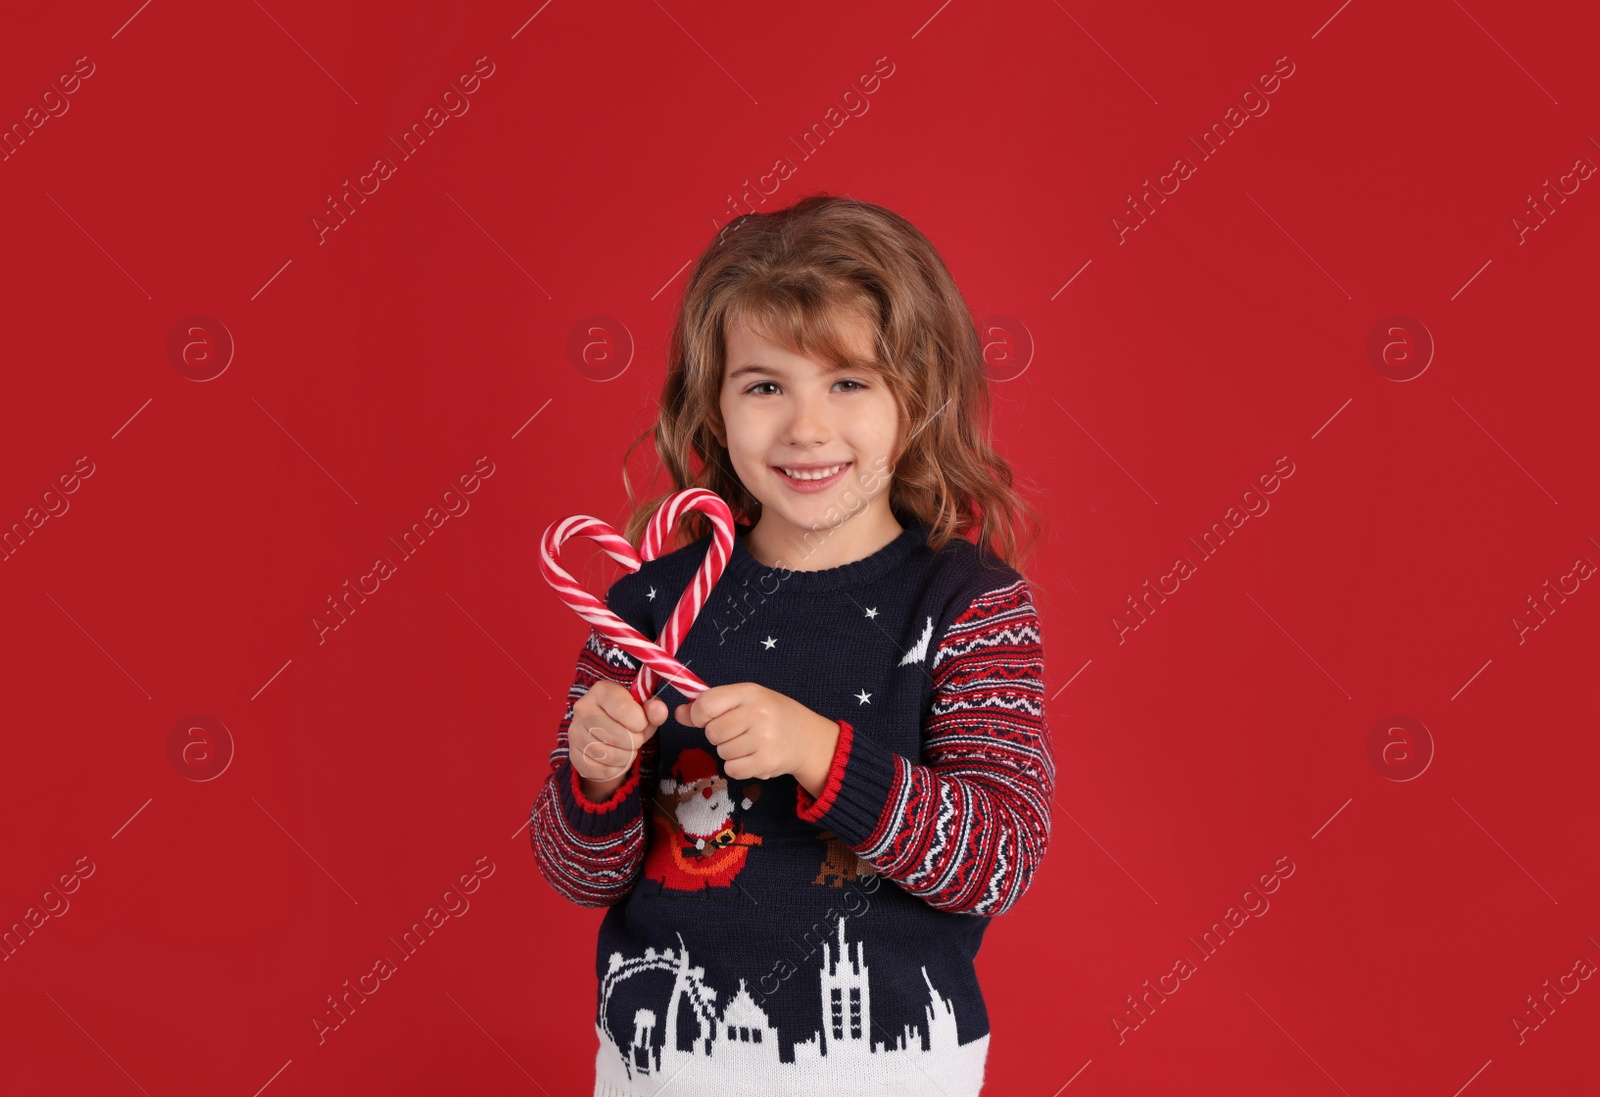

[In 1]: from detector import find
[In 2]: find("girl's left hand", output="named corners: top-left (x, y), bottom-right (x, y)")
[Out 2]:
top-left (674, 683), bottom-right (839, 788)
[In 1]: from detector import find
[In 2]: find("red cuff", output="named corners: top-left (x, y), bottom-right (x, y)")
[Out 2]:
top-left (569, 752), bottom-right (641, 813)
top-left (796, 720), bottom-right (853, 822)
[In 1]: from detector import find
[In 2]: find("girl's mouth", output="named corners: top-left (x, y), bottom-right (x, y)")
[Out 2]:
top-left (773, 462), bottom-right (851, 493)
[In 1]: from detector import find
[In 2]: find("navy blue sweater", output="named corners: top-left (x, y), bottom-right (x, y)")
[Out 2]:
top-left (531, 519), bottom-right (1053, 1095)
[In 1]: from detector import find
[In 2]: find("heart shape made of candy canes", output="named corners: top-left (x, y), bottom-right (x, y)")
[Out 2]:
top-left (540, 487), bottom-right (734, 704)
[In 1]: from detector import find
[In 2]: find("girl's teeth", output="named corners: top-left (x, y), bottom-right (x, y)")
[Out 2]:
top-left (781, 464), bottom-right (845, 481)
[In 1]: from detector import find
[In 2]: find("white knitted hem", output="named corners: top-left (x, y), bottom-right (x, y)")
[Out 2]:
top-left (592, 1022), bottom-right (988, 1096)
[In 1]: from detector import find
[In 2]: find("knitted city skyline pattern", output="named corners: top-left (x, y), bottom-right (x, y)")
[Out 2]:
top-left (530, 519), bottom-right (1052, 1095)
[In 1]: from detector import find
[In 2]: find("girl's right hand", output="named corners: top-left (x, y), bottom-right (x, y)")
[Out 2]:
top-left (568, 680), bottom-right (668, 801)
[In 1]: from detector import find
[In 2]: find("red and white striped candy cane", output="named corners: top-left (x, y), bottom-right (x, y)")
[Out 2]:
top-left (539, 488), bottom-right (734, 703)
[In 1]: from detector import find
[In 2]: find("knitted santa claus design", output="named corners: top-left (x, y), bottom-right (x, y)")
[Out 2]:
top-left (643, 747), bottom-right (763, 893)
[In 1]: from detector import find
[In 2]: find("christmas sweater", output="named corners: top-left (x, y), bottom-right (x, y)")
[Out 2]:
top-left (529, 519), bottom-right (1053, 1096)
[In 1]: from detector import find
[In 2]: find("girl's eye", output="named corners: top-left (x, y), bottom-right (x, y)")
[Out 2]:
top-left (744, 379), bottom-right (867, 396)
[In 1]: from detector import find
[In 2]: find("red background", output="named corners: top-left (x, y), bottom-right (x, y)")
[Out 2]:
top-left (3, 1), bottom-right (1598, 1093)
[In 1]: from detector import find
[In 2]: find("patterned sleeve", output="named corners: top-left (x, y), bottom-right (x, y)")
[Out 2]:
top-left (794, 578), bottom-right (1053, 916)
top-left (529, 618), bottom-right (659, 908)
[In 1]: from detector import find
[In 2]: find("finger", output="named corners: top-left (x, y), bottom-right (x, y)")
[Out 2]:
top-left (591, 688), bottom-right (647, 734)
top-left (583, 715), bottom-right (647, 758)
top-left (700, 711), bottom-right (745, 746)
top-left (643, 698), bottom-right (668, 727)
top-left (676, 685), bottom-right (735, 730)
top-left (579, 679), bottom-right (626, 717)
top-left (576, 720), bottom-right (624, 759)
top-left (714, 733), bottom-right (760, 760)
top-left (581, 722), bottom-right (647, 774)
top-left (674, 699), bottom-right (717, 727)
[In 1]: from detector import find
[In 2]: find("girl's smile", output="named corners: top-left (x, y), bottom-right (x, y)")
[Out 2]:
top-left (773, 461), bottom-right (852, 492)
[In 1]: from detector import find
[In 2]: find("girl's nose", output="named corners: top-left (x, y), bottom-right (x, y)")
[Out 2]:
top-left (785, 398), bottom-right (830, 444)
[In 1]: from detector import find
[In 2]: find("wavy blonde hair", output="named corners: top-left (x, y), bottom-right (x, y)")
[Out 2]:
top-left (619, 193), bottom-right (1045, 580)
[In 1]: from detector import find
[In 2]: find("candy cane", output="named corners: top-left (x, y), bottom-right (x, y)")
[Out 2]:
top-left (540, 488), bottom-right (734, 704)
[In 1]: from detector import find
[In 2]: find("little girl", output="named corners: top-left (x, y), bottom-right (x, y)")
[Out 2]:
top-left (531, 195), bottom-right (1052, 1096)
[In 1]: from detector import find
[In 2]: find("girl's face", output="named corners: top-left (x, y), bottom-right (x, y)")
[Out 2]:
top-left (714, 312), bottom-right (903, 569)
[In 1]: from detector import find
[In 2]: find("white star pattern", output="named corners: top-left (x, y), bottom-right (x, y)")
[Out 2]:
top-left (854, 688), bottom-right (872, 705)
top-left (646, 586), bottom-right (657, 601)
top-left (864, 606), bottom-right (878, 619)
top-left (761, 636), bottom-right (777, 650)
